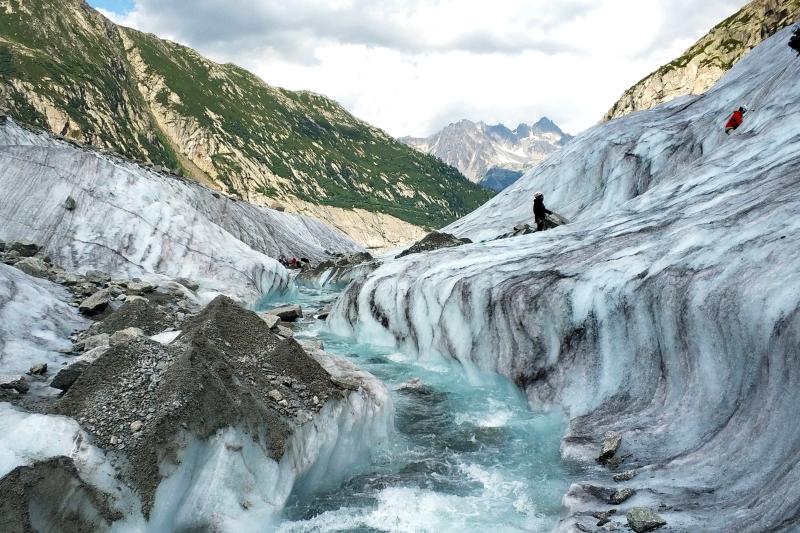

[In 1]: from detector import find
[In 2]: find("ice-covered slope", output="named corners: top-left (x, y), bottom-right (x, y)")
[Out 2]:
top-left (330, 27), bottom-right (800, 531)
top-left (0, 119), bottom-right (362, 300)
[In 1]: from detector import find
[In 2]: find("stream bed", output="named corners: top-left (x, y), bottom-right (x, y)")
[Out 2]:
top-left (261, 284), bottom-right (576, 532)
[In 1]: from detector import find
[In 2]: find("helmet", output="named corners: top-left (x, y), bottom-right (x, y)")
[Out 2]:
top-left (534, 191), bottom-right (544, 200)
top-left (739, 106), bottom-right (747, 113)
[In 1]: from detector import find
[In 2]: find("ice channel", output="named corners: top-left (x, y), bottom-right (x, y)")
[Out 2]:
top-left (263, 283), bottom-right (578, 533)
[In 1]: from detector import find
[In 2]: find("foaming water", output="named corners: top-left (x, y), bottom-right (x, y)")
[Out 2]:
top-left (266, 284), bottom-right (574, 532)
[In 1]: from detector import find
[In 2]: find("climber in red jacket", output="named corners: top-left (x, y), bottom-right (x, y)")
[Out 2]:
top-left (725, 107), bottom-right (747, 135)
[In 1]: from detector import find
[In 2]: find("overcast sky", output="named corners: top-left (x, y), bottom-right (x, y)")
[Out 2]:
top-left (91, 0), bottom-right (746, 137)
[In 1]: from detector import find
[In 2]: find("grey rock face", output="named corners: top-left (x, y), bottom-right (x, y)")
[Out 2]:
top-left (78, 289), bottom-right (111, 315)
top-left (266, 305), bottom-right (303, 322)
top-left (258, 313), bottom-right (281, 329)
top-left (51, 362), bottom-right (90, 392)
top-left (626, 507), bottom-right (666, 532)
top-left (599, 431), bottom-right (622, 464)
top-left (8, 241), bottom-right (40, 257)
top-left (396, 232), bottom-right (472, 259)
top-left (13, 256), bottom-right (50, 278)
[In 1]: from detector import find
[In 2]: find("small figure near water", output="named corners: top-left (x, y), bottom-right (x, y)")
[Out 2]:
top-left (725, 106), bottom-right (746, 135)
top-left (532, 191), bottom-right (552, 232)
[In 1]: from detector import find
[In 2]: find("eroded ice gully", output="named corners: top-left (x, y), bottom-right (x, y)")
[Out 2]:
top-left (329, 28), bottom-right (800, 531)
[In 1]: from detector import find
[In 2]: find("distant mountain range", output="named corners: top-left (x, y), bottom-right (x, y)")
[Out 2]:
top-left (400, 117), bottom-right (572, 190)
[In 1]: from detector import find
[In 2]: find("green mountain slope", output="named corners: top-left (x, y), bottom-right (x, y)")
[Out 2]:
top-left (0, 0), bottom-right (492, 236)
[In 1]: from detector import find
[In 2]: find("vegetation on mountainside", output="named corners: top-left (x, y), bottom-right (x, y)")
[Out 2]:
top-left (0, 0), bottom-right (492, 229)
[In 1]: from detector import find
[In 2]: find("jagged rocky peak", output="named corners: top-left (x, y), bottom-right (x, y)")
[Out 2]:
top-left (604, 0), bottom-right (800, 121)
top-left (400, 116), bottom-right (572, 189)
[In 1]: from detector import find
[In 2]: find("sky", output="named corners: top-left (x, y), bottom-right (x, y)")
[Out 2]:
top-left (90, 0), bottom-right (746, 137)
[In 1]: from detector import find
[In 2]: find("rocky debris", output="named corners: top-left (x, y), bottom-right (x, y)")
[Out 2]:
top-left (268, 389), bottom-right (284, 402)
top-left (51, 295), bottom-right (339, 516)
top-left (613, 469), bottom-right (638, 482)
top-left (175, 277), bottom-right (199, 292)
top-left (63, 195), bottom-right (77, 210)
top-left (51, 362), bottom-right (90, 392)
top-left (626, 507), bottom-right (667, 532)
top-left (0, 456), bottom-right (121, 532)
top-left (14, 257), bottom-right (50, 279)
top-left (299, 339), bottom-right (324, 352)
top-left (109, 327), bottom-right (144, 345)
top-left (84, 270), bottom-right (111, 284)
top-left (396, 232), bottom-right (471, 259)
top-left (8, 240), bottom-right (40, 257)
top-left (125, 280), bottom-right (155, 294)
top-left (297, 251), bottom-right (377, 288)
top-left (79, 289), bottom-right (111, 315)
top-left (0, 375), bottom-right (30, 394)
top-left (275, 325), bottom-right (294, 338)
top-left (29, 363), bottom-right (47, 376)
top-left (94, 299), bottom-right (171, 336)
top-left (78, 333), bottom-right (110, 352)
top-left (266, 304), bottom-right (303, 322)
top-left (609, 487), bottom-right (636, 504)
top-left (494, 213), bottom-right (569, 240)
top-left (258, 313), bottom-right (281, 329)
top-left (593, 509), bottom-right (617, 527)
top-left (599, 431), bottom-right (622, 464)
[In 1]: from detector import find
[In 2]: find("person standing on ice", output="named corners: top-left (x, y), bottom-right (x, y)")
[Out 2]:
top-left (725, 106), bottom-right (747, 135)
top-left (532, 192), bottom-right (552, 231)
top-left (789, 26), bottom-right (800, 55)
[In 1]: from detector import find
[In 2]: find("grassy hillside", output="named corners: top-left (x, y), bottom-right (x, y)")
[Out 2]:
top-left (0, 0), bottom-right (492, 229)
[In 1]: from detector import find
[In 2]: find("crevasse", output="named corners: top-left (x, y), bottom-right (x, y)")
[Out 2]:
top-left (329, 27), bottom-right (800, 531)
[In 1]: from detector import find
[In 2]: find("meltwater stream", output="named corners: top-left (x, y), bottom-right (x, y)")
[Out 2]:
top-left (260, 284), bottom-right (577, 533)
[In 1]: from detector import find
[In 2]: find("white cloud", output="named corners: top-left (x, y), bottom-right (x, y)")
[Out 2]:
top-left (109, 0), bottom-right (745, 136)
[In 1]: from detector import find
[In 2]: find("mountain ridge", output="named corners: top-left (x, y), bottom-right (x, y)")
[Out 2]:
top-left (400, 117), bottom-right (571, 189)
top-left (0, 0), bottom-right (492, 248)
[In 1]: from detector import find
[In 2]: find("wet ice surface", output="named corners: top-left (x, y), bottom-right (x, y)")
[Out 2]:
top-left (268, 285), bottom-right (575, 533)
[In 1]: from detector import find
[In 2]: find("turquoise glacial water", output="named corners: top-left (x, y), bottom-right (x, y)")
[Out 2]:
top-left (260, 284), bottom-right (574, 533)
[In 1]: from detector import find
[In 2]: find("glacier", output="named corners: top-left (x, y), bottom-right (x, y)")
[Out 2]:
top-left (0, 119), bottom-right (362, 300)
top-left (329, 27), bottom-right (800, 531)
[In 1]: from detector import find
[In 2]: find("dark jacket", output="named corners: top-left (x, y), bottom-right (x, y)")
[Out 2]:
top-left (533, 198), bottom-right (552, 220)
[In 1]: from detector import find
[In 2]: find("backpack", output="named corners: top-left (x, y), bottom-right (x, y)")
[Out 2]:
top-left (790, 27), bottom-right (800, 54)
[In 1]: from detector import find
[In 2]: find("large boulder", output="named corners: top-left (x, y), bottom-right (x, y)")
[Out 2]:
top-left (396, 232), bottom-right (472, 258)
top-left (51, 295), bottom-right (339, 517)
top-left (7, 241), bottom-right (40, 257)
top-left (51, 362), bottom-right (90, 392)
top-left (13, 257), bottom-right (50, 279)
top-left (598, 431), bottom-right (622, 464)
top-left (626, 507), bottom-right (667, 532)
top-left (265, 304), bottom-right (303, 322)
top-left (78, 289), bottom-right (111, 315)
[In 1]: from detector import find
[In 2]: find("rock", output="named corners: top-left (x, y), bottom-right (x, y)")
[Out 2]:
top-left (396, 232), bottom-right (472, 259)
top-left (79, 289), bottom-right (111, 315)
top-left (51, 362), bottom-right (90, 392)
top-left (315, 309), bottom-right (330, 320)
top-left (84, 270), bottom-right (111, 284)
top-left (29, 363), bottom-right (48, 376)
top-left (275, 325), bottom-right (294, 338)
top-left (330, 375), bottom-right (359, 391)
top-left (265, 305), bottom-right (303, 322)
top-left (0, 240), bottom-right (4, 252)
top-left (125, 294), bottom-right (148, 303)
top-left (96, 299), bottom-right (169, 335)
top-left (109, 327), bottom-right (145, 345)
top-left (64, 195), bottom-right (77, 210)
top-left (257, 313), bottom-right (281, 329)
top-left (14, 256), bottom-right (51, 278)
top-left (80, 333), bottom-right (110, 352)
top-left (126, 280), bottom-right (155, 294)
top-left (0, 374), bottom-right (29, 393)
top-left (175, 277), bottom-right (199, 291)
top-left (8, 241), bottom-right (40, 257)
top-left (79, 345), bottom-right (108, 363)
top-left (613, 469), bottom-right (638, 482)
top-left (599, 431), bottom-right (622, 464)
top-left (130, 420), bottom-right (144, 432)
top-left (110, 435), bottom-right (120, 446)
top-left (626, 507), bottom-right (666, 533)
top-left (609, 487), bottom-right (636, 504)
top-left (299, 340), bottom-right (324, 352)
top-left (268, 389), bottom-right (283, 402)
